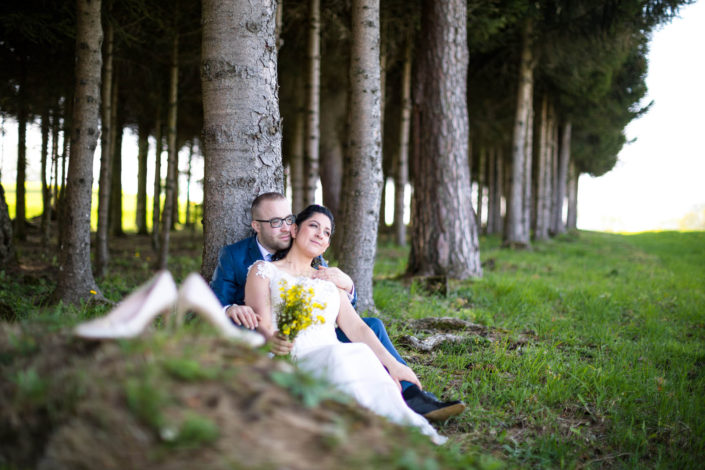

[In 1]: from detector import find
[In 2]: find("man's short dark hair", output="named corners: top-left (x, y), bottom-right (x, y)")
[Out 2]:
top-left (251, 192), bottom-right (286, 218)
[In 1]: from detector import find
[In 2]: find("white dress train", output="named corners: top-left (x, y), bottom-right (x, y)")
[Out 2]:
top-left (252, 261), bottom-right (446, 445)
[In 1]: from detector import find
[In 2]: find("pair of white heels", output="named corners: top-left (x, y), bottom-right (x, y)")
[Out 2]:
top-left (74, 271), bottom-right (264, 347)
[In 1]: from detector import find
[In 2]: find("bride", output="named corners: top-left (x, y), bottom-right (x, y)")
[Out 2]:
top-left (245, 204), bottom-right (446, 444)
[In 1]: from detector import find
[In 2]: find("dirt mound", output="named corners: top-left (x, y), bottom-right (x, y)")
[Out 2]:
top-left (0, 323), bottom-right (439, 469)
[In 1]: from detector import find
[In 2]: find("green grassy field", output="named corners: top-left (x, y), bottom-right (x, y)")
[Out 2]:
top-left (374, 231), bottom-right (705, 468)
top-left (1, 229), bottom-right (703, 468)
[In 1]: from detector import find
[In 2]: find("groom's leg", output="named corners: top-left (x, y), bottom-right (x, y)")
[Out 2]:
top-left (335, 317), bottom-right (413, 392)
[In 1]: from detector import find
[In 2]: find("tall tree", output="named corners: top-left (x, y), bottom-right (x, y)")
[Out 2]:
top-left (408, 0), bottom-right (482, 279)
top-left (551, 121), bottom-right (571, 235)
top-left (96, 16), bottom-right (113, 276)
top-left (158, 31), bottom-right (180, 269)
top-left (504, 19), bottom-right (534, 248)
top-left (135, 119), bottom-right (149, 235)
top-left (13, 55), bottom-right (27, 241)
top-left (200, 0), bottom-right (283, 280)
top-left (0, 183), bottom-right (17, 269)
top-left (394, 35), bottom-right (412, 246)
top-left (151, 110), bottom-right (163, 251)
top-left (338, 0), bottom-right (383, 312)
top-left (51, 0), bottom-right (103, 304)
top-left (303, 0), bottom-right (320, 205)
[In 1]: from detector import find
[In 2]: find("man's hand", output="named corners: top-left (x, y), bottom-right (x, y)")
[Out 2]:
top-left (268, 332), bottom-right (294, 355)
top-left (226, 304), bottom-right (261, 330)
top-left (312, 266), bottom-right (353, 293)
top-left (387, 362), bottom-right (422, 392)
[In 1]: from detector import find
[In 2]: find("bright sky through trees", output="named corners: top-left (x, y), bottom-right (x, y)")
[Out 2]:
top-left (578, 0), bottom-right (705, 232)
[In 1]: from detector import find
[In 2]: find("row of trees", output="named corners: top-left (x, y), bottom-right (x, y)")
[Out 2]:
top-left (0, 0), bottom-right (687, 310)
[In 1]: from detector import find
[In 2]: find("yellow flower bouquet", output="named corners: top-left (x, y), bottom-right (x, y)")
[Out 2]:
top-left (277, 279), bottom-right (326, 340)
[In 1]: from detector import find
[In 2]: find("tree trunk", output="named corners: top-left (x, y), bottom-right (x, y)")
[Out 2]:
top-left (136, 120), bottom-right (149, 235)
top-left (339, 0), bottom-right (384, 312)
top-left (96, 20), bottom-right (113, 276)
top-left (476, 146), bottom-right (486, 234)
top-left (200, 0), bottom-right (282, 280)
top-left (184, 140), bottom-right (194, 228)
top-left (534, 93), bottom-right (550, 240)
top-left (51, 105), bottom-right (60, 224)
top-left (57, 98), bottom-right (71, 249)
top-left (51, 0), bottom-right (103, 304)
top-left (408, 0), bottom-right (482, 279)
top-left (14, 58), bottom-right (27, 241)
top-left (0, 183), bottom-right (17, 269)
top-left (151, 112), bottom-right (163, 251)
top-left (567, 160), bottom-right (578, 231)
top-left (303, 0), bottom-right (320, 205)
top-left (319, 85), bottom-right (345, 219)
top-left (394, 37), bottom-right (412, 246)
top-left (109, 115), bottom-right (124, 237)
top-left (504, 20), bottom-right (534, 248)
top-left (289, 74), bottom-right (306, 214)
top-left (552, 121), bottom-right (571, 235)
top-left (158, 32), bottom-right (180, 270)
top-left (40, 107), bottom-right (51, 244)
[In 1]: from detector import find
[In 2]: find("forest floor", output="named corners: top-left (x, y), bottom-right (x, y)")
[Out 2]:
top-left (1, 225), bottom-right (704, 469)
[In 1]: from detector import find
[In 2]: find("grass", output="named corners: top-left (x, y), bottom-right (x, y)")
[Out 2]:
top-left (375, 230), bottom-right (705, 468)
top-left (1, 228), bottom-right (704, 468)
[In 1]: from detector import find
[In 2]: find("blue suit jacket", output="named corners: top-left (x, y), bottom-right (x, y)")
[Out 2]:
top-left (210, 235), bottom-right (357, 308)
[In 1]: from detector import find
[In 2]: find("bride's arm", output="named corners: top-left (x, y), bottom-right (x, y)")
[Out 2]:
top-left (336, 291), bottom-right (421, 391)
top-left (244, 264), bottom-right (293, 355)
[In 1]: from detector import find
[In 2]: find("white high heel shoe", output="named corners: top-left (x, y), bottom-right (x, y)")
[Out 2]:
top-left (74, 270), bottom-right (178, 339)
top-left (176, 273), bottom-right (265, 347)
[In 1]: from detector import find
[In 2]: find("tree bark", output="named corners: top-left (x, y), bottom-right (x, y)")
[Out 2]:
top-left (96, 19), bottom-right (113, 276)
top-left (567, 160), bottom-right (578, 231)
top-left (394, 37), bottom-right (412, 246)
top-left (109, 114), bottom-right (124, 237)
top-left (534, 93), bottom-right (550, 241)
top-left (338, 0), bottom-right (384, 312)
top-left (319, 85), bottom-right (345, 219)
top-left (136, 120), bottom-right (149, 235)
top-left (158, 31), bottom-right (180, 270)
top-left (14, 58), bottom-right (27, 241)
top-left (151, 111), bottom-right (163, 251)
top-left (184, 140), bottom-right (194, 228)
top-left (200, 0), bottom-right (282, 280)
top-left (51, 0), bottom-right (103, 304)
top-left (40, 107), bottom-right (51, 244)
top-left (552, 121), bottom-right (571, 235)
top-left (303, 0), bottom-right (320, 206)
top-left (289, 74), bottom-right (306, 214)
top-left (408, 0), bottom-right (482, 279)
top-left (504, 20), bottom-right (534, 248)
top-left (0, 183), bottom-right (17, 269)
top-left (476, 146), bottom-right (486, 234)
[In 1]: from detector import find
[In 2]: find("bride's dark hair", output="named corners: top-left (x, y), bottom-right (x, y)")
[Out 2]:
top-left (271, 204), bottom-right (334, 267)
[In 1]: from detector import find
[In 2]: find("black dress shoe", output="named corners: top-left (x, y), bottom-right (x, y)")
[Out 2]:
top-left (402, 385), bottom-right (466, 422)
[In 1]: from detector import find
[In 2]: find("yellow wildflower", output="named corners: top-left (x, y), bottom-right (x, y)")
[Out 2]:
top-left (277, 279), bottom-right (327, 340)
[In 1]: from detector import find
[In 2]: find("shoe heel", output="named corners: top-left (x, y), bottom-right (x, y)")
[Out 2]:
top-left (176, 273), bottom-right (264, 347)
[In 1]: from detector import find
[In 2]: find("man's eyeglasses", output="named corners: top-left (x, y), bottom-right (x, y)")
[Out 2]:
top-left (255, 214), bottom-right (296, 228)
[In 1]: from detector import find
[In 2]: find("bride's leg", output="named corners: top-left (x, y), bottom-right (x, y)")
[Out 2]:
top-left (335, 317), bottom-right (413, 392)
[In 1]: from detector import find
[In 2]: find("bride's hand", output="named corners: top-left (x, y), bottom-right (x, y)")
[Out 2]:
top-left (387, 362), bottom-right (422, 392)
top-left (268, 332), bottom-right (294, 355)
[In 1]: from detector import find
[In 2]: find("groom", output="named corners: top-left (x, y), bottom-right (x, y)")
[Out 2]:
top-left (210, 192), bottom-right (465, 421)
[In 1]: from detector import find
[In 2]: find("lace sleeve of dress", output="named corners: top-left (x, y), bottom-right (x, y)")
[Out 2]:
top-left (247, 260), bottom-right (274, 280)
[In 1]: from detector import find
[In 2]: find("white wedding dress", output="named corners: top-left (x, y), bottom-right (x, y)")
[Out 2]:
top-left (253, 261), bottom-right (446, 445)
